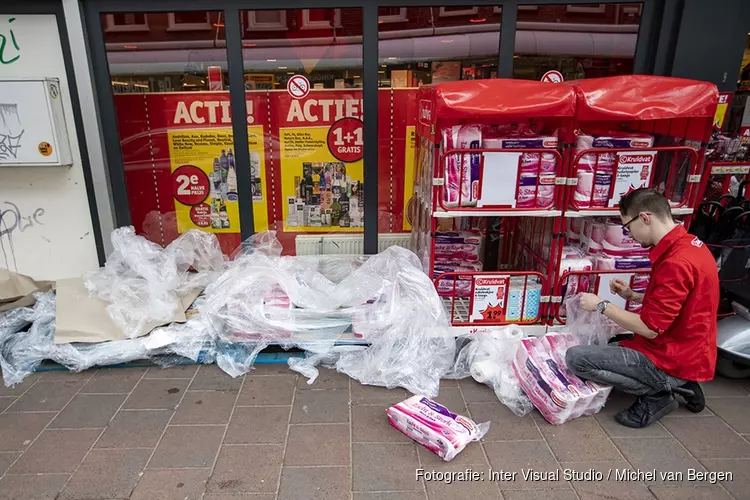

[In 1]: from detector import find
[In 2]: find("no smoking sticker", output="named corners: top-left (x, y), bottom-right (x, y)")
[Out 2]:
top-left (541, 70), bottom-right (564, 83)
top-left (287, 75), bottom-right (311, 100)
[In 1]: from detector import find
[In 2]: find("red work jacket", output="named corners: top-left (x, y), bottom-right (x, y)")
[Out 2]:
top-left (620, 225), bottom-right (720, 382)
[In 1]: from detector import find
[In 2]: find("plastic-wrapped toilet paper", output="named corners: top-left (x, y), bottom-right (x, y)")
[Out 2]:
top-left (387, 395), bottom-right (490, 461)
top-left (512, 333), bottom-right (612, 424)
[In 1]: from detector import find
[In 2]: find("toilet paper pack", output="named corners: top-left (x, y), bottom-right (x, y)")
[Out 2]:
top-left (387, 395), bottom-right (490, 461)
top-left (512, 334), bottom-right (612, 425)
top-left (574, 133), bottom-right (655, 208)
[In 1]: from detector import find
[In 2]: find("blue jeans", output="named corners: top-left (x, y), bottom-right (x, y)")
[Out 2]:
top-left (565, 345), bottom-right (687, 396)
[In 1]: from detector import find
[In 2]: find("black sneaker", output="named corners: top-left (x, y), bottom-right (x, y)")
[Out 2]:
top-left (675, 381), bottom-right (706, 413)
top-left (614, 392), bottom-right (679, 429)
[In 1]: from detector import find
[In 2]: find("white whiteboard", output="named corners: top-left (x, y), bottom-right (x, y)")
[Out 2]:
top-left (0, 79), bottom-right (71, 166)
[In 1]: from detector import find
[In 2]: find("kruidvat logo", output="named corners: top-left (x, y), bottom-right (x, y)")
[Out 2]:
top-left (631, 140), bottom-right (652, 147)
top-left (618, 154), bottom-right (653, 164)
top-left (543, 139), bottom-right (558, 148)
top-left (475, 277), bottom-right (506, 286)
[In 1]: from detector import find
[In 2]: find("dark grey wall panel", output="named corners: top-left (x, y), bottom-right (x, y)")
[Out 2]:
top-left (671, 0), bottom-right (750, 90)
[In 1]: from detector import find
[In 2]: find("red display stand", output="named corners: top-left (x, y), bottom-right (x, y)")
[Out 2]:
top-left (409, 76), bottom-right (719, 331)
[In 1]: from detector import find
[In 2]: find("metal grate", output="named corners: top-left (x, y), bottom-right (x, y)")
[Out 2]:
top-left (442, 296), bottom-right (470, 323)
top-left (295, 233), bottom-right (412, 255)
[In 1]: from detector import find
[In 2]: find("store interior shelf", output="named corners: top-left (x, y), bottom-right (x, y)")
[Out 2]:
top-left (565, 207), bottom-right (694, 217)
top-left (434, 209), bottom-right (563, 218)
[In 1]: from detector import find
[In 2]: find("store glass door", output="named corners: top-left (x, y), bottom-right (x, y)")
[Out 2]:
top-left (240, 8), bottom-right (366, 255)
top-left (102, 10), bottom-right (244, 255)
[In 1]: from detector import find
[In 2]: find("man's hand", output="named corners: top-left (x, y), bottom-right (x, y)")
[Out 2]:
top-left (579, 293), bottom-right (603, 312)
top-left (609, 279), bottom-right (633, 300)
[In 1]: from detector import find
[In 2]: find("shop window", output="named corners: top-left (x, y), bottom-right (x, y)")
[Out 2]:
top-left (301, 9), bottom-right (341, 29)
top-left (378, 8), bottom-right (408, 23)
top-left (105, 13), bottom-right (149, 32)
top-left (102, 11), bottom-right (246, 254)
top-left (247, 10), bottom-right (288, 31)
top-left (514, 3), bottom-right (639, 81)
top-left (566, 4), bottom-right (606, 14)
top-left (438, 7), bottom-right (479, 17)
top-left (378, 6), bottom-right (501, 239)
top-left (167, 12), bottom-right (211, 31)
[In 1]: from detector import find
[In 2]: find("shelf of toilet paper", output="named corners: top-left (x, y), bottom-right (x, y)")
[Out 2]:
top-left (565, 207), bottom-right (694, 217)
top-left (433, 209), bottom-right (563, 218)
top-left (566, 145), bottom-right (703, 213)
top-left (549, 268), bottom-right (653, 325)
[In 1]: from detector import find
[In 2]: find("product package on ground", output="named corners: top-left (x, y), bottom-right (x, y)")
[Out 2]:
top-left (386, 395), bottom-right (490, 461)
top-left (511, 334), bottom-right (612, 424)
top-left (573, 133), bottom-right (655, 208)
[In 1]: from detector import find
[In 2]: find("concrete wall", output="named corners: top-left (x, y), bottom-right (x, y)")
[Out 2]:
top-left (0, 14), bottom-right (99, 280)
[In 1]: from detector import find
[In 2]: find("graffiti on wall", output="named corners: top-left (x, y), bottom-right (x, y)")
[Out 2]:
top-left (0, 17), bottom-right (20, 65)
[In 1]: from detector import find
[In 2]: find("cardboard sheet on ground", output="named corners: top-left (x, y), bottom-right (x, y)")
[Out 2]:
top-left (54, 277), bottom-right (201, 344)
top-left (0, 269), bottom-right (54, 313)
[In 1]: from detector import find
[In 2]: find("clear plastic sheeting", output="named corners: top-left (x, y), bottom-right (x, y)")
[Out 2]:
top-left (0, 230), bottom-right (458, 397)
top-left (448, 326), bottom-right (534, 417)
top-left (562, 294), bottom-right (625, 345)
top-left (0, 292), bottom-right (57, 386)
top-left (195, 234), bottom-right (456, 398)
top-left (84, 227), bottom-right (226, 339)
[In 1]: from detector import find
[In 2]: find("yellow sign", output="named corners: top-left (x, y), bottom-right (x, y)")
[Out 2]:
top-left (167, 127), bottom-right (268, 234)
top-left (402, 126), bottom-right (416, 231)
top-left (280, 126), bottom-right (363, 232)
top-left (714, 92), bottom-right (732, 129)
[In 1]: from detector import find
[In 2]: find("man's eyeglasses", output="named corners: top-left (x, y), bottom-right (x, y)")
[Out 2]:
top-left (621, 212), bottom-right (650, 234)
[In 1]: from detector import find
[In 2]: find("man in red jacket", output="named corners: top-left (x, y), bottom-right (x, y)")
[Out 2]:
top-left (566, 188), bottom-right (720, 429)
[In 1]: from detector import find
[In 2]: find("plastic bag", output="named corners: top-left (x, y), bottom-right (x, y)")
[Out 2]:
top-left (84, 227), bottom-right (226, 339)
top-left (563, 293), bottom-right (625, 345)
top-left (448, 326), bottom-right (534, 417)
top-left (0, 292), bottom-right (57, 386)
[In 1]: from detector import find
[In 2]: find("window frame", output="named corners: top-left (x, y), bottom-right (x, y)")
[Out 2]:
top-left (104, 13), bottom-right (149, 32)
top-left (166, 11), bottom-right (212, 31)
top-left (246, 10), bottom-right (288, 31)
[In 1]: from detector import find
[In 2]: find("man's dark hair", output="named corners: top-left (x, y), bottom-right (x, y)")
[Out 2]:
top-left (618, 188), bottom-right (672, 220)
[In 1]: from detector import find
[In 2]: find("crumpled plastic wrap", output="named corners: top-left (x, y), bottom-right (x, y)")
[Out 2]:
top-left (84, 227), bottom-right (226, 339)
top-left (563, 294), bottom-right (626, 345)
top-left (0, 292), bottom-right (57, 385)
top-left (448, 326), bottom-right (534, 417)
top-left (182, 232), bottom-right (456, 397)
top-left (1, 230), bottom-right (457, 397)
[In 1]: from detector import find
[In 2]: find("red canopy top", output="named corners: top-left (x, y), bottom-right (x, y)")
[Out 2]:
top-left (570, 75), bottom-right (719, 121)
top-left (423, 78), bottom-right (577, 120)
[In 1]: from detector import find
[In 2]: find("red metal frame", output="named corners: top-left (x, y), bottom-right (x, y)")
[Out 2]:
top-left (552, 269), bottom-right (652, 324)
top-left (567, 146), bottom-right (700, 211)
top-left (435, 271), bottom-right (548, 326)
top-left (410, 76), bottom-right (719, 330)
